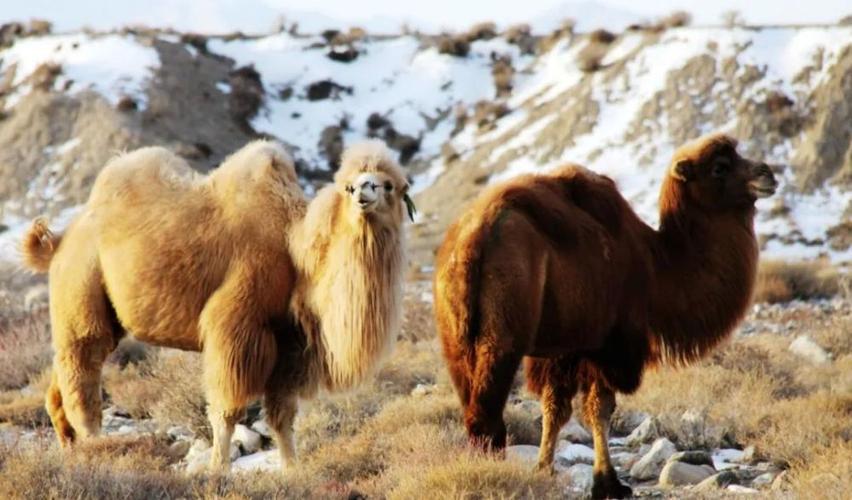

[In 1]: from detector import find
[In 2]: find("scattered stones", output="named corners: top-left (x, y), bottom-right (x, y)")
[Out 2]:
top-left (305, 79), bottom-right (352, 101)
top-left (251, 418), bottom-right (272, 438)
top-left (625, 416), bottom-right (660, 447)
top-left (327, 46), bottom-right (359, 63)
top-left (232, 449), bottom-right (280, 472)
top-left (675, 409), bottom-right (727, 449)
top-left (167, 425), bottom-right (194, 441)
top-left (410, 383), bottom-right (436, 397)
top-left (752, 471), bottom-right (777, 488)
top-left (563, 463), bottom-right (594, 495)
top-left (610, 451), bottom-right (638, 469)
top-left (695, 470), bottom-right (740, 491)
top-left (231, 424), bottom-right (262, 454)
top-left (788, 335), bottom-right (831, 364)
top-left (168, 439), bottom-right (191, 459)
top-left (613, 410), bottom-right (649, 435)
top-left (629, 437), bottom-right (676, 480)
top-left (506, 444), bottom-right (539, 464)
top-left (712, 448), bottom-right (746, 470)
top-left (555, 441), bottom-right (595, 466)
top-left (559, 418), bottom-right (592, 444)
top-left (185, 438), bottom-right (239, 474)
top-left (668, 450), bottom-right (714, 467)
top-left (658, 461), bottom-right (715, 486)
top-left (727, 484), bottom-right (759, 494)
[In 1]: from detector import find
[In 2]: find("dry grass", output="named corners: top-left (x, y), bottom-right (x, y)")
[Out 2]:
top-left (754, 259), bottom-right (844, 303)
top-left (789, 440), bottom-right (852, 497)
top-left (0, 310), bottom-right (52, 391)
top-left (620, 326), bottom-right (852, 466)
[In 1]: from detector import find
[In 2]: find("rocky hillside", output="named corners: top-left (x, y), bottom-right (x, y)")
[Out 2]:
top-left (1, 20), bottom-right (850, 280)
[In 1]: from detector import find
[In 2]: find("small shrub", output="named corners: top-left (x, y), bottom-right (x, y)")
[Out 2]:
top-left (576, 43), bottom-right (609, 73)
top-left (491, 55), bottom-right (514, 98)
top-left (228, 65), bottom-right (264, 130)
top-left (437, 34), bottom-right (470, 57)
top-left (754, 260), bottom-right (841, 303)
top-left (464, 21), bottom-right (497, 42)
top-left (589, 28), bottom-right (616, 44)
top-left (661, 10), bottom-right (692, 28)
top-left (0, 311), bottom-right (52, 391)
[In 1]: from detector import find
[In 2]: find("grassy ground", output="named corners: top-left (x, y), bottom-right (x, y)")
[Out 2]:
top-left (0, 263), bottom-right (849, 499)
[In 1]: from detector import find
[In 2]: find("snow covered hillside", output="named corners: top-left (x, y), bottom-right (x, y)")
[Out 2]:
top-left (0, 22), bottom-right (850, 274)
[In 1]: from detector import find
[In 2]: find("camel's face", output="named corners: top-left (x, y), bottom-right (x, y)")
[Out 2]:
top-left (672, 138), bottom-right (778, 210)
top-left (343, 172), bottom-right (409, 224)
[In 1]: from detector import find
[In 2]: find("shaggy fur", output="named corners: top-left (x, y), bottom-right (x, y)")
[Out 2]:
top-left (433, 134), bottom-right (777, 499)
top-left (20, 139), bottom-right (409, 473)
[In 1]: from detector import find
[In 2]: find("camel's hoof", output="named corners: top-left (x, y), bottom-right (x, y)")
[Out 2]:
top-left (591, 476), bottom-right (632, 499)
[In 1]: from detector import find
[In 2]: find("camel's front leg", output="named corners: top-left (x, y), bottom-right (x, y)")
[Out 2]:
top-left (208, 405), bottom-right (244, 471)
top-left (584, 379), bottom-right (632, 499)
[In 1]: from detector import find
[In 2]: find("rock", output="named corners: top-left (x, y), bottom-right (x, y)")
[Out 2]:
top-left (506, 444), bottom-right (539, 464)
top-left (625, 416), bottom-right (660, 447)
top-left (659, 461), bottom-right (715, 486)
top-left (511, 399), bottom-right (542, 421)
top-left (185, 438), bottom-right (211, 461)
top-left (231, 424), bottom-right (262, 455)
top-left (752, 471), bottom-right (777, 488)
top-left (185, 439), bottom-right (239, 474)
top-left (789, 335), bottom-right (831, 364)
top-left (712, 448), bottom-right (745, 470)
top-left (167, 425), bottom-right (194, 441)
top-left (168, 439), bottom-right (191, 459)
top-left (251, 419), bottom-right (272, 438)
top-left (383, 126), bottom-right (420, 164)
top-left (695, 470), bottom-right (740, 491)
top-left (727, 484), bottom-right (759, 494)
top-left (735, 444), bottom-right (757, 464)
top-left (327, 46), bottom-right (359, 63)
top-left (411, 383), bottom-right (436, 397)
top-left (318, 125), bottom-right (344, 169)
top-left (24, 284), bottom-right (48, 310)
top-left (771, 470), bottom-right (789, 490)
top-left (559, 418), bottom-right (592, 444)
top-left (555, 441), bottom-right (595, 466)
top-left (232, 450), bottom-right (280, 472)
top-left (629, 437), bottom-right (676, 480)
top-left (564, 464), bottom-right (594, 495)
top-left (613, 410), bottom-right (651, 435)
top-left (675, 409), bottom-right (726, 449)
top-left (305, 79), bottom-right (352, 101)
top-left (228, 65), bottom-right (264, 127)
top-left (668, 450), bottom-right (714, 467)
top-left (610, 451), bottom-right (638, 469)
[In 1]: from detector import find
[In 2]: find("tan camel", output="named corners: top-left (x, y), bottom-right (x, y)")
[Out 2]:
top-left (21, 139), bottom-right (412, 472)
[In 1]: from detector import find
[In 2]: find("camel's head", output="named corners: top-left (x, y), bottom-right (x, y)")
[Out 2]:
top-left (668, 133), bottom-right (777, 210)
top-left (335, 141), bottom-right (414, 227)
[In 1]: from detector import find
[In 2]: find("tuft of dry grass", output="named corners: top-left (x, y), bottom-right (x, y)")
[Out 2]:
top-left (754, 260), bottom-right (843, 303)
top-left (436, 34), bottom-right (470, 57)
top-left (789, 440), bottom-right (852, 497)
top-left (464, 21), bottom-right (498, 42)
top-left (0, 311), bottom-right (52, 391)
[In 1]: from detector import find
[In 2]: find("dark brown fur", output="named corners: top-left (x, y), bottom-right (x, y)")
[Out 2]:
top-left (433, 134), bottom-right (777, 499)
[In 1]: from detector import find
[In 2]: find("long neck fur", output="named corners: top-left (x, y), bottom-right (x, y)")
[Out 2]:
top-left (289, 187), bottom-right (404, 391)
top-left (647, 177), bottom-right (758, 365)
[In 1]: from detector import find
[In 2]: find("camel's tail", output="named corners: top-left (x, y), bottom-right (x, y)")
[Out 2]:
top-left (20, 218), bottom-right (61, 273)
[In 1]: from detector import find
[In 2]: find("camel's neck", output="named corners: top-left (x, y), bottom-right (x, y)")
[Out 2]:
top-left (292, 201), bottom-right (403, 391)
top-left (648, 181), bottom-right (758, 364)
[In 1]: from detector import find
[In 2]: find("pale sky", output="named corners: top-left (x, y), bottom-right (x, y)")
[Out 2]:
top-left (2, 0), bottom-right (849, 34)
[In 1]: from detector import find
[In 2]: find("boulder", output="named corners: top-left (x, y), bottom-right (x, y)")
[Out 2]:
top-left (564, 464), bottom-right (594, 496)
top-left (658, 461), bottom-right (715, 486)
top-left (231, 424), bottom-right (262, 454)
top-left (559, 418), bottom-right (592, 444)
top-left (555, 441), bottom-right (595, 466)
top-left (252, 419), bottom-right (272, 438)
top-left (629, 438), bottom-right (676, 480)
top-left (694, 470), bottom-right (740, 491)
top-left (789, 335), bottom-right (831, 364)
top-left (506, 444), bottom-right (539, 464)
top-left (675, 409), bottom-right (726, 449)
top-left (668, 450), bottom-right (714, 467)
top-left (625, 416), bottom-right (660, 447)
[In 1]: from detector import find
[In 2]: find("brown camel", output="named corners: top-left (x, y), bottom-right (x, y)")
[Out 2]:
top-left (21, 140), bottom-right (412, 472)
top-left (433, 134), bottom-right (777, 498)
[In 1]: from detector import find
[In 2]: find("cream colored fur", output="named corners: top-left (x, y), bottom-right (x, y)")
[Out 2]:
top-left (20, 139), bottom-right (409, 473)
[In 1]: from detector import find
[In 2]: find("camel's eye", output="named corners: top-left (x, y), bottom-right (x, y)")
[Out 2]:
top-left (345, 185), bottom-right (354, 194)
top-left (384, 181), bottom-right (393, 192)
top-left (711, 158), bottom-right (730, 178)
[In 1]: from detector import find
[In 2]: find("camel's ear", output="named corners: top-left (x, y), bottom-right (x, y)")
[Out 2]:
top-left (402, 184), bottom-right (416, 222)
top-left (671, 160), bottom-right (693, 182)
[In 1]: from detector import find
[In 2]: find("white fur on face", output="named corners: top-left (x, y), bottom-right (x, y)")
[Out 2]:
top-left (351, 173), bottom-right (388, 211)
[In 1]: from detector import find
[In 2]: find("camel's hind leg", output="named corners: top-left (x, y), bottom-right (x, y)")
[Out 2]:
top-left (264, 391), bottom-right (298, 472)
top-left (584, 378), bottom-right (632, 500)
top-left (525, 357), bottom-right (579, 473)
top-left (463, 347), bottom-right (522, 450)
top-left (51, 334), bottom-right (115, 441)
top-left (45, 371), bottom-right (75, 446)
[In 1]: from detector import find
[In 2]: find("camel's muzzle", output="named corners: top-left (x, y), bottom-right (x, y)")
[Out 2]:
top-left (750, 163), bottom-right (777, 198)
